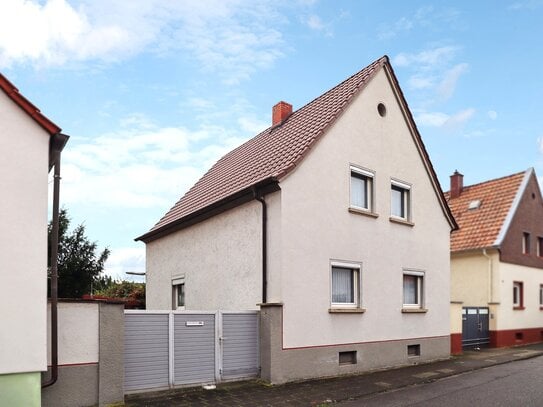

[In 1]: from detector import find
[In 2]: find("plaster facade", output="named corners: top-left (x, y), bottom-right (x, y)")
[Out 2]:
top-left (274, 68), bottom-right (451, 350)
top-left (146, 200), bottom-right (263, 310)
top-left (0, 89), bottom-right (50, 377)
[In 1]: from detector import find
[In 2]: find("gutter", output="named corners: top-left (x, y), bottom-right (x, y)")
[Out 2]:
top-left (42, 133), bottom-right (68, 389)
top-left (253, 189), bottom-right (268, 304)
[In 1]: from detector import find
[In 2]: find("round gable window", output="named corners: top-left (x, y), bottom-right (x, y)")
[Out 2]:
top-left (377, 103), bottom-right (387, 117)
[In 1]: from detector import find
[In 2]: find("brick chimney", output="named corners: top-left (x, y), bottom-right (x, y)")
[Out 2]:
top-left (272, 101), bottom-right (292, 126)
top-left (450, 170), bottom-right (464, 199)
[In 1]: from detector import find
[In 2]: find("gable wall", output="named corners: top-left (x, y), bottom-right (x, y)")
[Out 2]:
top-left (500, 173), bottom-right (543, 268)
top-left (0, 90), bottom-right (50, 374)
top-left (275, 68), bottom-right (452, 348)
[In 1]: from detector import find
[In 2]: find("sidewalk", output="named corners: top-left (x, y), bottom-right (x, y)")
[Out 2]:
top-left (125, 343), bottom-right (543, 407)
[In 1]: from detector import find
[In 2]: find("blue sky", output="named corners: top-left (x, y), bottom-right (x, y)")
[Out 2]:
top-left (2, 0), bottom-right (543, 280)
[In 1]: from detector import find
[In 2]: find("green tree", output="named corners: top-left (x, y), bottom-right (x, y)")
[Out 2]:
top-left (48, 208), bottom-right (111, 298)
top-left (96, 280), bottom-right (145, 308)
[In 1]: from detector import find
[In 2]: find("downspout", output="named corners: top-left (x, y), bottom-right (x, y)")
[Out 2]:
top-left (42, 149), bottom-right (61, 388)
top-left (253, 189), bottom-right (267, 304)
top-left (482, 248), bottom-right (493, 304)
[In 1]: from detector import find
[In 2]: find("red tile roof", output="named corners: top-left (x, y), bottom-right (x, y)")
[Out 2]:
top-left (0, 73), bottom-right (61, 135)
top-left (445, 171), bottom-right (525, 252)
top-left (138, 56), bottom-right (455, 242)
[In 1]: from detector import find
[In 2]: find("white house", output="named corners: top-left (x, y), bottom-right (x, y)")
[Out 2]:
top-left (137, 56), bottom-right (457, 383)
top-left (0, 74), bottom-right (68, 406)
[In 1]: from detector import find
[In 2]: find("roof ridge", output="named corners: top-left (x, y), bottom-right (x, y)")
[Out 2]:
top-left (447, 169), bottom-right (526, 196)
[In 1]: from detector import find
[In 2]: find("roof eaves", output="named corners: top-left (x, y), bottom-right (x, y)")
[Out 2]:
top-left (382, 62), bottom-right (458, 231)
top-left (0, 73), bottom-right (61, 136)
top-left (136, 177), bottom-right (280, 243)
top-left (493, 167), bottom-right (533, 247)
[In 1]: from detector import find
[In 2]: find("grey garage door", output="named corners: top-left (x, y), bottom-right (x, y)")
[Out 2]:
top-left (124, 310), bottom-right (259, 393)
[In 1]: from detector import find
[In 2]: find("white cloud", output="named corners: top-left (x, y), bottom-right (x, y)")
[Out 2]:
top-left (0, 0), bottom-right (286, 83)
top-left (488, 110), bottom-right (498, 120)
top-left (0, 0), bottom-right (133, 67)
top-left (437, 63), bottom-right (469, 101)
top-left (393, 46), bottom-right (460, 69)
top-left (415, 108), bottom-right (475, 129)
top-left (104, 246), bottom-right (145, 280)
top-left (415, 111), bottom-right (450, 127)
top-left (408, 75), bottom-right (435, 89)
top-left (444, 108), bottom-right (476, 128)
top-left (61, 116), bottom-right (251, 210)
top-left (538, 136), bottom-right (543, 154)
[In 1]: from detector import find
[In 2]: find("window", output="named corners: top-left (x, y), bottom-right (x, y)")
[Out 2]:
top-left (538, 237), bottom-right (543, 257)
top-left (403, 271), bottom-right (424, 309)
top-left (407, 344), bottom-right (421, 357)
top-left (522, 232), bottom-right (530, 254)
top-left (331, 262), bottom-right (360, 308)
top-left (339, 351), bottom-right (357, 365)
top-left (513, 281), bottom-right (523, 309)
top-left (350, 166), bottom-right (374, 211)
top-left (539, 284), bottom-right (543, 307)
top-left (172, 276), bottom-right (185, 310)
top-left (391, 180), bottom-right (411, 220)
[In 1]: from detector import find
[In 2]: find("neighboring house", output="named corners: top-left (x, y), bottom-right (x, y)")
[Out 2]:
top-left (447, 169), bottom-right (543, 354)
top-left (137, 56), bottom-right (457, 383)
top-left (0, 74), bottom-right (68, 406)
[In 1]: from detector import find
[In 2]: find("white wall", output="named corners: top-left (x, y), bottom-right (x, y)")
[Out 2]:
top-left (47, 303), bottom-right (99, 365)
top-left (146, 200), bottom-right (262, 310)
top-left (0, 90), bottom-right (50, 374)
top-left (276, 68), bottom-right (452, 348)
top-left (496, 261), bottom-right (543, 330)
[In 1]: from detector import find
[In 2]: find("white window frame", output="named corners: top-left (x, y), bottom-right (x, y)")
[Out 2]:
top-left (172, 276), bottom-right (185, 310)
top-left (403, 269), bottom-right (424, 309)
top-left (391, 179), bottom-right (411, 221)
top-left (330, 261), bottom-right (361, 309)
top-left (350, 166), bottom-right (374, 212)
top-left (513, 281), bottom-right (522, 308)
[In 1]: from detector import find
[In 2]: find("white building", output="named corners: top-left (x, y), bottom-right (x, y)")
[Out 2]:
top-left (0, 74), bottom-right (68, 406)
top-left (137, 56), bottom-right (456, 383)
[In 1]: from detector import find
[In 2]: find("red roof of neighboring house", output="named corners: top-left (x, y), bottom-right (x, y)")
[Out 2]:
top-left (0, 73), bottom-right (61, 135)
top-left (445, 171), bottom-right (526, 252)
top-left (137, 55), bottom-right (455, 242)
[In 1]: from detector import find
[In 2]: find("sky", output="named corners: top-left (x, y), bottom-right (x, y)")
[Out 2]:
top-left (2, 0), bottom-right (543, 281)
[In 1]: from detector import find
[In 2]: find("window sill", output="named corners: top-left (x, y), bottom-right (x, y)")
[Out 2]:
top-left (401, 308), bottom-right (428, 313)
top-left (348, 207), bottom-right (379, 218)
top-left (513, 306), bottom-right (525, 310)
top-left (329, 307), bottom-right (366, 314)
top-left (389, 217), bottom-right (415, 227)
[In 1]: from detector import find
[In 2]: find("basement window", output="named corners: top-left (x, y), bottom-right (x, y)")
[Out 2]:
top-left (407, 344), bottom-right (421, 357)
top-left (339, 351), bottom-right (357, 365)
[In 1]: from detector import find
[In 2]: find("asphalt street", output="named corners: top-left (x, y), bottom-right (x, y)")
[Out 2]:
top-left (344, 355), bottom-right (543, 407)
